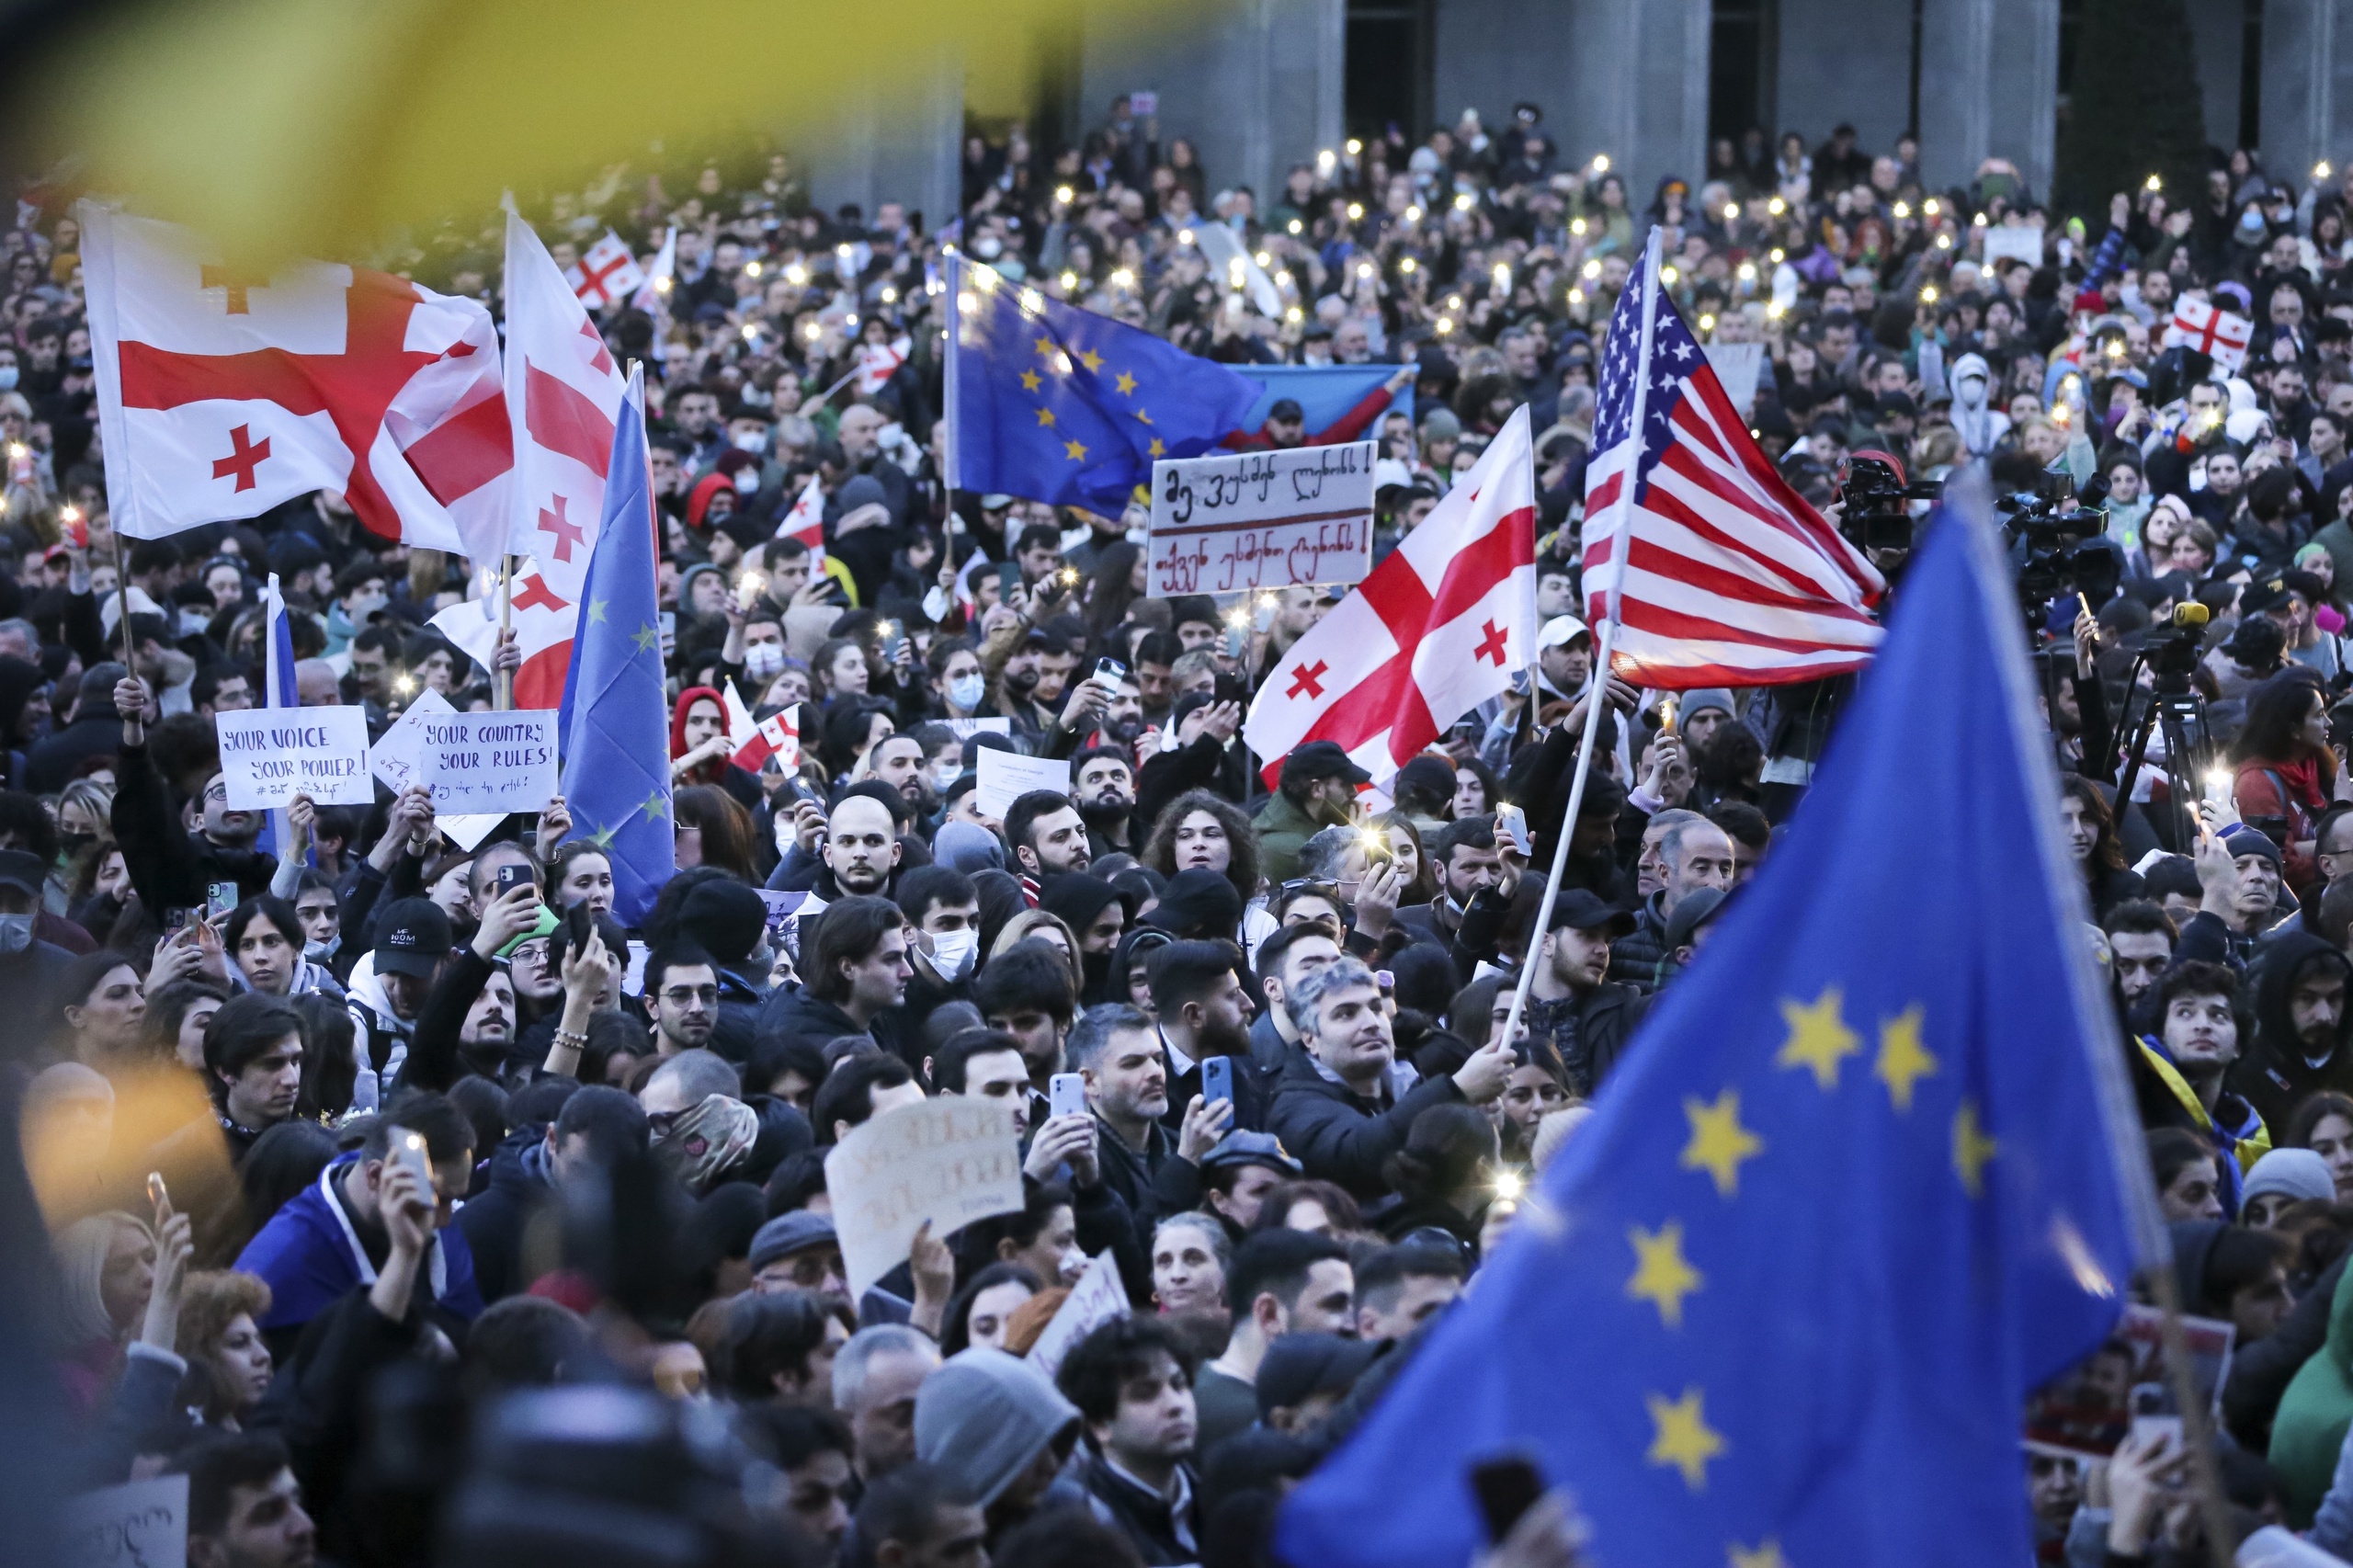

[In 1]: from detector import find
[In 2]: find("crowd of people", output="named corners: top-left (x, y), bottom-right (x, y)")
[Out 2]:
top-left (22, 81), bottom-right (2353, 1568)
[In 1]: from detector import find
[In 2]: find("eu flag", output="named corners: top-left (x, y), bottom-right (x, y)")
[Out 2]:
top-left (1276, 498), bottom-right (2158, 1567)
top-left (557, 364), bottom-right (674, 924)
top-left (945, 254), bottom-right (1262, 516)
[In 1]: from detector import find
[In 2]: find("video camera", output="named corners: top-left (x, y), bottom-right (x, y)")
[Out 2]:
top-left (2120, 601), bottom-right (2211, 695)
top-left (1835, 451), bottom-right (1941, 552)
top-left (1997, 470), bottom-right (2120, 616)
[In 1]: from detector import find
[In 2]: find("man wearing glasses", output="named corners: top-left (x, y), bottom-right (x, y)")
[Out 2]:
top-left (642, 944), bottom-right (722, 1059)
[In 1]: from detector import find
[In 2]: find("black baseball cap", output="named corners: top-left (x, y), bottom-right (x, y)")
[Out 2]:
top-left (372, 896), bottom-right (454, 979)
top-left (1267, 398), bottom-right (1306, 423)
top-left (0, 850), bottom-right (47, 898)
top-left (1279, 742), bottom-right (1373, 790)
top-left (1547, 889), bottom-right (1638, 937)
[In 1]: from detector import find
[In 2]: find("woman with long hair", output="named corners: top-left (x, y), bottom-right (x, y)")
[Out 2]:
top-left (675, 784), bottom-right (761, 883)
top-left (1142, 789), bottom-right (1272, 951)
top-left (2232, 671), bottom-right (2341, 900)
top-left (2056, 774), bottom-right (2145, 917)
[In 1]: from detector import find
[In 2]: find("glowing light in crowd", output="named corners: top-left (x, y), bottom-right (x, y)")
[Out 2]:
top-left (1346, 138), bottom-right (1362, 155)
top-left (1054, 185), bottom-right (1074, 205)
top-left (745, 260), bottom-right (762, 277)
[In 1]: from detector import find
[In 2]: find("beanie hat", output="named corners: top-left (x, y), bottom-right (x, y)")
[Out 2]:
top-left (914, 1348), bottom-right (1081, 1506)
top-left (2243, 1148), bottom-right (2336, 1208)
top-left (2221, 825), bottom-right (2284, 868)
top-left (746, 1211), bottom-right (837, 1273)
top-left (934, 820), bottom-right (1006, 874)
top-left (1678, 688), bottom-right (1736, 727)
top-left (679, 879), bottom-right (769, 967)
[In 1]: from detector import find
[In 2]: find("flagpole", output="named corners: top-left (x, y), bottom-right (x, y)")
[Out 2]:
top-left (108, 526), bottom-right (135, 672)
top-left (494, 555), bottom-right (514, 710)
top-left (1497, 226), bottom-right (1662, 1052)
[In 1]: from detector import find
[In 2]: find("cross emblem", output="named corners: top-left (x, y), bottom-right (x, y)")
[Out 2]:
top-left (574, 248), bottom-right (633, 303)
top-left (1287, 660), bottom-right (1328, 700)
top-left (212, 424), bottom-right (272, 491)
top-left (538, 494), bottom-right (586, 560)
top-left (578, 320), bottom-right (615, 377)
top-left (511, 574), bottom-right (569, 615)
top-left (199, 264), bottom-right (272, 314)
top-left (1473, 619), bottom-right (1510, 665)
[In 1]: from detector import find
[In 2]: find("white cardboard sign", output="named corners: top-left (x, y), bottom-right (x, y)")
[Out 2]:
top-left (215, 708), bottom-right (374, 809)
top-left (824, 1097), bottom-right (1025, 1301)
top-left (1147, 441), bottom-right (1375, 596)
top-left (1024, 1249), bottom-right (1131, 1379)
top-left (62, 1474), bottom-right (188, 1568)
top-left (975, 749), bottom-right (1071, 821)
top-left (369, 687), bottom-right (456, 796)
top-left (412, 710), bottom-right (559, 816)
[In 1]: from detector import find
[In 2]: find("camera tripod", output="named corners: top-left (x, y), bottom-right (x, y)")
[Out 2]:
top-left (2112, 667), bottom-right (2216, 854)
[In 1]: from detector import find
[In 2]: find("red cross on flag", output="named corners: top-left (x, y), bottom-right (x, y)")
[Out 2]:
top-left (1244, 405), bottom-right (1537, 787)
top-left (80, 201), bottom-right (512, 547)
top-left (427, 556), bottom-right (578, 710)
top-left (504, 210), bottom-right (626, 597)
top-left (2163, 295), bottom-right (2255, 374)
top-left (565, 230), bottom-right (646, 311)
top-left (851, 333), bottom-right (913, 396)
top-left (774, 472), bottom-right (827, 562)
top-left (723, 683), bottom-right (800, 770)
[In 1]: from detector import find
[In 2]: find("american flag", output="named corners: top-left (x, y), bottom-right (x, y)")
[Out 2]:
top-left (1582, 231), bottom-right (1885, 688)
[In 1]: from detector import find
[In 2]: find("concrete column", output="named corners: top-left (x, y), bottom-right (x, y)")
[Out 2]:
top-left (2188, 0), bottom-right (2245, 155)
top-left (1915, 0), bottom-right (2061, 199)
top-left (1432, 0), bottom-right (1579, 142)
top-left (1546, 0), bottom-right (1711, 198)
top-left (1079, 0), bottom-right (1344, 207)
top-left (1772, 0), bottom-right (1914, 158)
top-left (808, 49), bottom-right (962, 233)
top-left (2260, 0), bottom-right (2353, 185)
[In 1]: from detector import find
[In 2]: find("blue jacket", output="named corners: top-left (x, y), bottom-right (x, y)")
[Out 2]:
top-left (234, 1154), bottom-right (483, 1335)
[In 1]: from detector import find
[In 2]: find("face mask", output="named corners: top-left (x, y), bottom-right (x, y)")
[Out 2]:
top-left (949, 672), bottom-right (986, 710)
top-left (733, 428), bottom-right (768, 454)
top-left (0, 914), bottom-right (33, 954)
top-left (304, 937), bottom-right (339, 963)
top-left (745, 642), bottom-right (786, 679)
top-left (347, 591), bottom-right (388, 621)
top-left (930, 761), bottom-right (962, 791)
top-left (927, 928), bottom-right (979, 983)
top-left (973, 236), bottom-right (1004, 260)
top-left (180, 608), bottom-right (213, 638)
top-left (733, 467), bottom-right (760, 495)
top-left (58, 831), bottom-right (95, 860)
top-left (0, 367), bottom-right (17, 392)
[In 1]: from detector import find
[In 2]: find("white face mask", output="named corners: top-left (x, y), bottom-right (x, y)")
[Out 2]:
top-left (949, 673), bottom-right (986, 711)
top-left (926, 927), bottom-right (979, 983)
top-left (929, 760), bottom-right (962, 792)
top-left (733, 428), bottom-right (769, 455)
top-left (745, 642), bottom-right (786, 679)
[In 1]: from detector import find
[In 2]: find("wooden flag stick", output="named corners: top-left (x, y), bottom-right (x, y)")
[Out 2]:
top-left (108, 525), bottom-right (136, 672)
top-left (494, 555), bottom-right (515, 710)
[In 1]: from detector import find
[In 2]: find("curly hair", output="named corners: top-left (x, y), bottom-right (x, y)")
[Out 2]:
top-left (175, 1269), bottom-right (271, 1364)
top-left (1141, 788), bottom-right (1263, 906)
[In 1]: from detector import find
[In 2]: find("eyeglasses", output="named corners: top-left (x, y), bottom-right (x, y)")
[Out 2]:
top-left (661, 985), bottom-right (721, 1006)
top-left (507, 941), bottom-right (550, 968)
top-left (1279, 878), bottom-right (1341, 899)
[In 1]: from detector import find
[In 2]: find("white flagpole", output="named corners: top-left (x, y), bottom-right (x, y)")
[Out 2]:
top-left (1496, 225), bottom-right (1662, 1052)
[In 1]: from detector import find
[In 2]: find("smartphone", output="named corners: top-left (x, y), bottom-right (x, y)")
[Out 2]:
top-left (495, 862), bottom-right (532, 898)
top-left (1096, 657), bottom-right (1129, 683)
top-left (390, 1128), bottom-right (433, 1188)
top-left (2127, 1385), bottom-right (2183, 1449)
top-left (146, 1172), bottom-right (171, 1211)
top-left (1049, 1072), bottom-right (1087, 1121)
top-left (1658, 695), bottom-right (1679, 735)
top-left (1375, 969), bottom-right (1395, 997)
top-left (881, 621), bottom-right (906, 663)
top-left (166, 907), bottom-right (190, 934)
top-left (1201, 1055), bottom-right (1233, 1108)
top-left (657, 610), bottom-right (677, 639)
top-left (1497, 803), bottom-right (1532, 856)
top-left (1469, 1454), bottom-right (1546, 1544)
top-left (207, 881), bottom-right (238, 920)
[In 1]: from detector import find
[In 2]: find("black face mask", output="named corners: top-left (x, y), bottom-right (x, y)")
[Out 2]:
top-left (58, 831), bottom-right (96, 860)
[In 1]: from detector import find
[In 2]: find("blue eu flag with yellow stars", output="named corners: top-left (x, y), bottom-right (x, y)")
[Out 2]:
top-left (945, 254), bottom-right (1262, 515)
top-left (1276, 498), bottom-right (2161, 1568)
top-left (556, 363), bottom-right (675, 925)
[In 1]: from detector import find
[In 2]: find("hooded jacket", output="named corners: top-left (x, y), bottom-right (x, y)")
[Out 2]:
top-left (2230, 932), bottom-right (2353, 1131)
top-left (1948, 352), bottom-right (2011, 457)
top-left (914, 1347), bottom-right (1082, 1509)
top-left (669, 686), bottom-right (763, 811)
top-left (454, 1125), bottom-right (549, 1304)
top-left (1250, 790), bottom-right (1329, 886)
top-left (233, 1154), bottom-right (483, 1347)
top-left (2271, 1252), bottom-right (2353, 1524)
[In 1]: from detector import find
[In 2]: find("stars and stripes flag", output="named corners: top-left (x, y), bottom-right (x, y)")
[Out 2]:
top-left (1244, 407), bottom-right (1537, 787)
top-left (2161, 295), bottom-right (2255, 374)
top-left (1581, 227), bottom-right (1884, 688)
top-left (564, 229), bottom-right (645, 311)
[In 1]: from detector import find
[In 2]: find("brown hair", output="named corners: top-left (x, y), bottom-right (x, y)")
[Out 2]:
top-left (175, 1269), bottom-right (271, 1363)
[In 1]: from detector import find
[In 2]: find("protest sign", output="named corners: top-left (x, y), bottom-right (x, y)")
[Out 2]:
top-left (825, 1097), bottom-right (1025, 1301)
top-left (975, 749), bottom-right (1071, 820)
top-left (413, 710), bottom-right (559, 816)
top-left (1981, 223), bottom-right (2046, 270)
top-left (215, 708), bottom-right (373, 809)
top-left (369, 687), bottom-right (455, 795)
top-left (1025, 1249), bottom-right (1131, 1379)
top-left (940, 717), bottom-right (1012, 740)
top-left (1147, 441), bottom-right (1374, 596)
top-left (2021, 1301), bottom-right (2234, 1459)
top-left (1704, 340), bottom-right (1764, 415)
top-left (62, 1473), bottom-right (188, 1568)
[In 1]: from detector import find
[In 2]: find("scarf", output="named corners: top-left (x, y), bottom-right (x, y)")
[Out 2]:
top-left (654, 1094), bottom-right (759, 1194)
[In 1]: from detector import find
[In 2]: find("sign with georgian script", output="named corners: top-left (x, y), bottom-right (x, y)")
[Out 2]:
top-left (825, 1097), bottom-right (1025, 1301)
top-left (62, 1474), bottom-right (188, 1568)
top-left (215, 708), bottom-right (375, 809)
top-left (411, 710), bottom-right (559, 816)
top-left (1147, 440), bottom-right (1375, 596)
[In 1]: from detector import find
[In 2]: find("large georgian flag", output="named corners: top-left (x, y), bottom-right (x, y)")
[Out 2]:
top-left (81, 201), bottom-right (511, 547)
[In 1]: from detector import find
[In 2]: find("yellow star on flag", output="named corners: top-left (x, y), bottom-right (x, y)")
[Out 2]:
top-left (631, 622), bottom-right (658, 654)
top-left (1777, 987), bottom-right (1860, 1090)
top-left (1644, 1387), bottom-right (1725, 1491)
top-left (1874, 1004), bottom-right (1937, 1113)
top-left (588, 824), bottom-right (617, 848)
top-left (1953, 1099), bottom-right (1997, 1198)
top-left (1019, 369), bottom-right (1042, 392)
top-left (1064, 439), bottom-right (1089, 461)
top-left (1729, 1541), bottom-right (1789, 1568)
top-left (1075, 348), bottom-right (1103, 372)
top-left (1627, 1221), bottom-right (1703, 1328)
top-left (1679, 1090), bottom-right (1763, 1199)
top-left (1147, 437), bottom-right (1165, 457)
top-left (642, 790), bottom-right (667, 822)
top-left (1032, 335), bottom-right (1054, 358)
top-left (1035, 406), bottom-right (1056, 426)
top-left (1114, 370), bottom-right (1137, 395)
top-left (1133, 407), bottom-right (1154, 425)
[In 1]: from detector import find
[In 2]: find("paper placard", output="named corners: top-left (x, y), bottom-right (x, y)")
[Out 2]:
top-left (2022, 1301), bottom-right (2234, 1460)
top-left (975, 749), bottom-right (1071, 820)
top-left (1704, 341), bottom-right (1764, 416)
top-left (1024, 1250), bottom-right (1131, 1379)
top-left (63, 1474), bottom-right (188, 1568)
top-left (941, 717), bottom-right (1013, 740)
top-left (215, 708), bottom-right (374, 809)
top-left (824, 1097), bottom-right (1025, 1301)
top-left (1981, 223), bottom-right (2046, 271)
top-left (413, 710), bottom-right (559, 816)
top-left (1147, 441), bottom-right (1375, 596)
top-left (369, 687), bottom-right (456, 796)
top-left (1128, 90), bottom-right (1157, 118)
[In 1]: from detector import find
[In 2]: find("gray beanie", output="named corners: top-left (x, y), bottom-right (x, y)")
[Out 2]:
top-left (914, 1348), bottom-right (1081, 1506)
top-left (1679, 688), bottom-right (1736, 726)
top-left (934, 819), bottom-right (1006, 874)
top-left (2243, 1148), bottom-right (2336, 1208)
top-left (747, 1211), bottom-right (836, 1273)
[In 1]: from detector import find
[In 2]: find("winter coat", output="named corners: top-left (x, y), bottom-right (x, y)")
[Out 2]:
top-left (2270, 1250), bottom-right (2353, 1524)
top-left (1266, 1050), bottom-right (1464, 1203)
top-left (455, 1125), bottom-right (549, 1304)
top-left (233, 1154), bottom-right (483, 1348)
top-left (2229, 932), bottom-right (2353, 1131)
top-left (1251, 790), bottom-right (1326, 885)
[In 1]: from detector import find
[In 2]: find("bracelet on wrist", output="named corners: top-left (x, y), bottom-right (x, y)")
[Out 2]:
top-left (551, 1028), bottom-right (588, 1052)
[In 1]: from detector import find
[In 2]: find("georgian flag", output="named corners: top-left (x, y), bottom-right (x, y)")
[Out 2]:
top-left (775, 472), bottom-right (826, 562)
top-left (564, 229), bottom-right (646, 311)
top-left (851, 333), bottom-right (913, 395)
top-left (2162, 295), bottom-right (2255, 374)
top-left (80, 200), bottom-right (512, 548)
top-left (503, 210), bottom-right (626, 599)
top-left (428, 556), bottom-right (577, 711)
top-left (724, 682), bottom-right (800, 769)
top-left (631, 227), bottom-right (676, 314)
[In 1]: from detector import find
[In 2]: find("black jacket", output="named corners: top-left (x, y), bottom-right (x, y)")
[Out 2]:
top-left (1607, 894), bottom-right (1671, 992)
top-left (1078, 1450), bottom-right (1199, 1566)
top-left (1526, 983), bottom-right (1648, 1097)
top-left (757, 984), bottom-right (883, 1056)
top-left (1266, 1051), bottom-right (1464, 1203)
top-left (455, 1125), bottom-right (549, 1304)
top-left (2228, 931), bottom-right (2353, 1131)
top-left (111, 740), bottom-right (278, 915)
